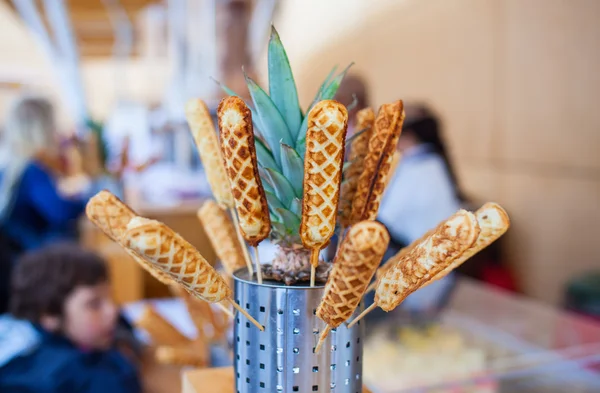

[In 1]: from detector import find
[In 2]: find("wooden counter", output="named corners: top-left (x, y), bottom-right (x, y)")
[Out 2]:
top-left (181, 367), bottom-right (373, 393)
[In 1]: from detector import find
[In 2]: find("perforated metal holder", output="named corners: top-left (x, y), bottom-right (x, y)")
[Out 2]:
top-left (233, 269), bottom-right (364, 393)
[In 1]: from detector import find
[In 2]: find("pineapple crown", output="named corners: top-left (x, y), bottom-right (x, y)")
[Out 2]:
top-left (216, 26), bottom-right (356, 246)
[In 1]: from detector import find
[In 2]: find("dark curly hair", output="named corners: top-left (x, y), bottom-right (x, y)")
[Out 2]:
top-left (10, 243), bottom-right (108, 323)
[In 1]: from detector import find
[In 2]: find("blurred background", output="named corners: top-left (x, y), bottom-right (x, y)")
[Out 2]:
top-left (0, 0), bottom-right (599, 392)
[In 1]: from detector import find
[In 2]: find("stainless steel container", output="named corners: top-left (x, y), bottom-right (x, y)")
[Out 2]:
top-left (233, 269), bottom-right (365, 393)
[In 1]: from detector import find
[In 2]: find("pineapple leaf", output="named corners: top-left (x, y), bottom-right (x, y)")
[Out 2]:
top-left (271, 219), bottom-right (288, 236)
top-left (290, 198), bottom-right (302, 216)
top-left (295, 63), bottom-right (354, 155)
top-left (258, 167), bottom-right (275, 194)
top-left (342, 160), bottom-right (355, 173)
top-left (265, 190), bottom-right (286, 212)
top-left (256, 138), bottom-right (278, 170)
top-left (244, 72), bottom-right (293, 166)
top-left (264, 168), bottom-right (295, 208)
top-left (268, 26), bottom-right (302, 139)
top-left (275, 208), bottom-right (301, 233)
top-left (346, 127), bottom-right (368, 146)
top-left (280, 143), bottom-right (304, 197)
top-left (345, 94), bottom-right (359, 112)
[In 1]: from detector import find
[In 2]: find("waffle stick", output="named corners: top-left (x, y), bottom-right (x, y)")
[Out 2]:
top-left (300, 100), bottom-right (348, 286)
top-left (348, 210), bottom-right (480, 327)
top-left (350, 101), bottom-right (404, 223)
top-left (339, 108), bottom-right (375, 228)
top-left (85, 190), bottom-right (173, 285)
top-left (425, 202), bottom-right (510, 286)
top-left (197, 200), bottom-right (247, 276)
top-left (135, 305), bottom-right (190, 346)
top-left (314, 221), bottom-right (389, 353)
top-left (122, 216), bottom-right (264, 330)
top-left (218, 96), bottom-right (271, 284)
top-left (185, 99), bottom-right (234, 209)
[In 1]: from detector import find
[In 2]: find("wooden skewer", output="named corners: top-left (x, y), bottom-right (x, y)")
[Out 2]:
top-left (227, 298), bottom-right (264, 331)
top-left (314, 325), bottom-right (332, 354)
top-left (347, 303), bottom-right (377, 328)
top-left (365, 282), bottom-right (376, 294)
top-left (215, 301), bottom-right (234, 318)
top-left (253, 246), bottom-right (263, 284)
top-left (310, 249), bottom-right (319, 287)
top-left (229, 208), bottom-right (254, 276)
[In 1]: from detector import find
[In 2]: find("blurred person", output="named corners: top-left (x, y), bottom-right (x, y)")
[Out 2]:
top-left (0, 96), bottom-right (90, 254)
top-left (0, 244), bottom-right (141, 393)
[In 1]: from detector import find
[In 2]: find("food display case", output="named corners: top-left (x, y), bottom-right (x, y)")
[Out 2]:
top-left (363, 278), bottom-right (600, 393)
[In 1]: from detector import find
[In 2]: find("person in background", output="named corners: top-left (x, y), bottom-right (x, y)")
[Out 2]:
top-left (0, 96), bottom-right (92, 313)
top-left (0, 244), bottom-right (141, 393)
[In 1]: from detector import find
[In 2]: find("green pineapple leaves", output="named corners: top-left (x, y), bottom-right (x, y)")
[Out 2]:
top-left (255, 138), bottom-right (278, 170)
top-left (295, 63), bottom-right (354, 158)
top-left (268, 26), bottom-right (302, 139)
top-left (244, 71), bottom-right (293, 166)
top-left (275, 208), bottom-right (301, 234)
top-left (264, 168), bottom-right (295, 208)
top-left (280, 143), bottom-right (304, 197)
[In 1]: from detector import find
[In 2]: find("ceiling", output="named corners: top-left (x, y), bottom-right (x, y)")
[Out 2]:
top-left (3, 0), bottom-right (160, 58)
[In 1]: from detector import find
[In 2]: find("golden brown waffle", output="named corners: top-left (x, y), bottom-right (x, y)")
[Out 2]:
top-left (135, 305), bottom-right (190, 346)
top-left (217, 96), bottom-right (270, 246)
top-left (86, 190), bottom-right (136, 242)
top-left (428, 203), bottom-right (510, 284)
top-left (300, 100), bottom-right (348, 252)
top-left (85, 190), bottom-right (173, 285)
top-left (197, 200), bottom-right (246, 276)
top-left (339, 108), bottom-right (375, 227)
top-left (123, 217), bottom-right (232, 303)
top-left (317, 221), bottom-right (389, 327)
top-left (356, 101), bottom-right (405, 221)
top-left (375, 209), bottom-right (480, 311)
top-left (383, 150), bottom-right (401, 191)
top-left (185, 99), bottom-right (234, 208)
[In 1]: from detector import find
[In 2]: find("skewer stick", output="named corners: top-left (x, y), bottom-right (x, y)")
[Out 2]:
top-left (227, 298), bottom-right (264, 331)
top-left (215, 301), bottom-right (234, 318)
top-left (314, 325), bottom-right (332, 354)
top-left (253, 247), bottom-right (263, 284)
top-left (229, 208), bottom-right (254, 276)
top-left (347, 303), bottom-right (377, 328)
top-left (310, 249), bottom-right (319, 287)
top-left (365, 282), bottom-right (376, 294)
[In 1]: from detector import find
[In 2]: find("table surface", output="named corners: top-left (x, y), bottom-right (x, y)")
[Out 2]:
top-left (182, 367), bottom-right (373, 393)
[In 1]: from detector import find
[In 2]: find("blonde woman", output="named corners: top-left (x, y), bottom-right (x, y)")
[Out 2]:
top-left (0, 96), bottom-right (88, 255)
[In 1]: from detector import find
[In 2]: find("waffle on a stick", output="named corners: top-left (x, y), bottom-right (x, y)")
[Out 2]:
top-left (374, 210), bottom-right (479, 312)
top-left (135, 305), bottom-right (190, 346)
top-left (217, 96), bottom-right (270, 246)
top-left (428, 203), bottom-right (510, 285)
top-left (85, 191), bottom-right (173, 285)
top-left (300, 100), bottom-right (348, 253)
top-left (197, 200), bottom-right (246, 276)
top-left (351, 101), bottom-right (405, 222)
top-left (123, 217), bottom-right (232, 303)
top-left (185, 99), bottom-right (234, 208)
top-left (339, 108), bottom-right (375, 227)
top-left (318, 221), bottom-right (389, 328)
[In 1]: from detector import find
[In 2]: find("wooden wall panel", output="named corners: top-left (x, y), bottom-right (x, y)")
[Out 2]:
top-left (500, 0), bottom-right (600, 170)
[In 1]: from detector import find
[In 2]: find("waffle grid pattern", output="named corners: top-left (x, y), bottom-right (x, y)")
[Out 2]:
top-left (124, 222), bottom-right (232, 303)
top-left (375, 211), bottom-right (479, 311)
top-left (301, 101), bottom-right (348, 249)
top-left (317, 222), bottom-right (389, 327)
top-left (218, 97), bottom-right (270, 246)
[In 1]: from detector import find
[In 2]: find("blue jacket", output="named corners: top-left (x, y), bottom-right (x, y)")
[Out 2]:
top-left (0, 315), bottom-right (141, 393)
top-left (0, 161), bottom-right (86, 252)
